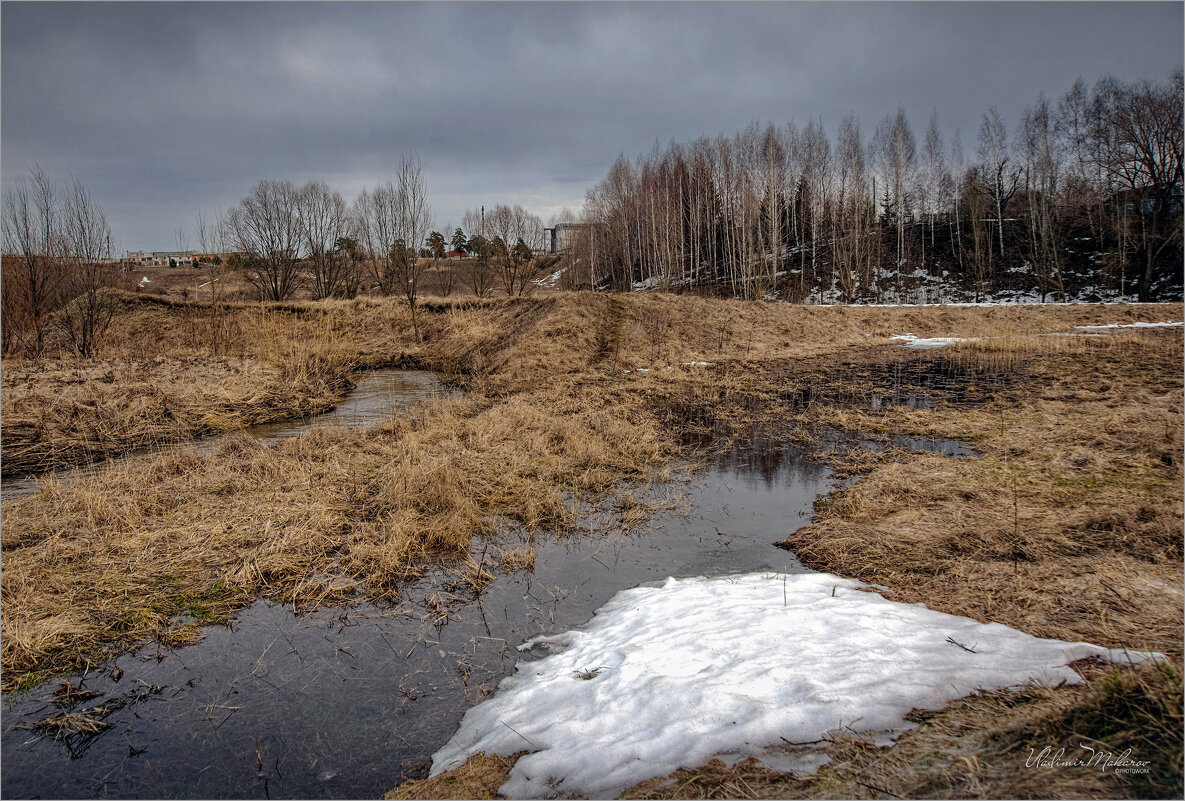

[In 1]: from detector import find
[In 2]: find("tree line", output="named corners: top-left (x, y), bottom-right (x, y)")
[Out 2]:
top-left (213, 156), bottom-right (560, 338)
top-left (2, 155), bottom-right (563, 355)
top-left (571, 71), bottom-right (1182, 303)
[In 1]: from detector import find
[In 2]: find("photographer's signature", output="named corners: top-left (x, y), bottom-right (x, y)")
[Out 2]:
top-left (1026, 743), bottom-right (1151, 775)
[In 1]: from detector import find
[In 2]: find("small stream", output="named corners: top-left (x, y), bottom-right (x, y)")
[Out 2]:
top-left (1, 365), bottom-right (978, 799)
top-left (0, 369), bottom-right (445, 501)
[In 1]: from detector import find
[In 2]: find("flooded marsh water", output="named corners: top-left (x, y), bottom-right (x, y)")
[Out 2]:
top-left (778, 354), bottom-right (1022, 412)
top-left (1, 363), bottom-right (977, 799)
top-left (1, 434), bottom-right (851, 799)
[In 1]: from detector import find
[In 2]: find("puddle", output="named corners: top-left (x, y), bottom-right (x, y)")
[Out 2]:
top-left (0, 369), bottom-right (445, 501)
top-left (778, 355), bottom-right (1020, 412)
top-left (864, 432), bottom-right (977, 458)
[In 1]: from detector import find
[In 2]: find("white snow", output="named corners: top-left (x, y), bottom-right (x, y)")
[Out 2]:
top-left (534, 266), bottom-right (569, 288)
top-left (890, 333), bottom-right (979, 349)
top-left (683, 361), bottom-right (716, 367)
top-left (431, 571), bottom-right (1157, 799)
top-left (1073, 321), bottom-right (1183, 331)
top-left (890, 321), bottom-right (1181, 350)
top-left (631, 275), bottom-right (663, 291)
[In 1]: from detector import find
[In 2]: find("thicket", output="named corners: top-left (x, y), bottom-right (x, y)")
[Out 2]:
top-left (571, 72), bottom-right (1183, 303)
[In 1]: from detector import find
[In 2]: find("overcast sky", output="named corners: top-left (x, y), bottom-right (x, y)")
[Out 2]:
top-left (3, 1), bottom-right (1181, 252)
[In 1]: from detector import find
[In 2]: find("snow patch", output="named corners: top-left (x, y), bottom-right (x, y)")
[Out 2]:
top-left (431, 572), bottom-right (1157, 799)
top-left (534, 266), bottom-right (568, 288)
top-left (889, 333), bottom-right (979, 349)
top-left (1073, 321), bottom-right (1183, 331)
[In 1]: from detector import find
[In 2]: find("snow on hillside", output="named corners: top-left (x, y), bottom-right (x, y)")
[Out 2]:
top-left (431, 571), bottom-right (1158, 799)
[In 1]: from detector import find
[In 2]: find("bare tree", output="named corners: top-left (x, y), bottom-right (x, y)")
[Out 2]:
top-left (352, 156), bottom-right (433, 332)
top-left (921, 110), bottom-right (948, 273)
top-left (570, 74), bottom-right (1180, 303)
top-left (394, 154), bottom-right (433, 338)
top-left (298, 180), bottom-right (351, 299)
top-left (193, 208), bottom-right (234, 353)
top-left (801, 118), bottom-right (832, 295)
top-left (58, 178), bottom-right (118, 357)
top-left (1020, 94), bottom-right (1065, 300)
top-left (225, 180), bottom-right (306, 301)
top-left (834, 115), bottom-right (873, 302)
top-left (482, 204), bottom-right (545, 295)
top-left (2, 165), bottom-right (64, 355)
top-left (1090, 70), bottom-right (1183, 300)
top-left (354, 186), bottom-right (395, 294)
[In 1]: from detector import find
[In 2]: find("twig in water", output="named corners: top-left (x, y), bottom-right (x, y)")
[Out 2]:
top-left (780, 736), bottom-right (826, 746)
top-left (206, 703), bottom-right (242, 731)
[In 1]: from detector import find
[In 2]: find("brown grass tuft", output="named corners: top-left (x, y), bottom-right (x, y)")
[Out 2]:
top-left (385, 752), bottom-right (526, 800)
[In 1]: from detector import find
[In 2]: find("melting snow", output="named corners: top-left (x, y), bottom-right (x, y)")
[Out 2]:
top-left (891, 321), bottom-right (1181, 350)
top-left (890, 333), bottom-right (979, 349)
top-left (534, 266), bottom-right (568, 288)
top-left (431, 572), bottom-right (1158, 799)
top-left (1073, 321), bottom-right (1183, 331)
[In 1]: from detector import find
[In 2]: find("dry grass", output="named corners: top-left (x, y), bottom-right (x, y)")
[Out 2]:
top-left (385, 752), bottom-right (525, 800)
top-left (1, 298), bottom-right (374, 475)
top-left (1, 386), bottom-right (671, 688)
top-left (784, 330), bottom-right (1183, 656)
top-left (0, 354), bottom-right (353, 476)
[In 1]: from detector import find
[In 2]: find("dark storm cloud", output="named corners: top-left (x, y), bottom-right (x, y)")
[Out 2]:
top-left (3, 2), bottom-right (1181, 250)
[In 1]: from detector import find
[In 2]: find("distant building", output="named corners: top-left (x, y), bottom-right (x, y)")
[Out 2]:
top-left (127, 251), bottom-right (223, 267)
top-left (128, 250), bottom-right (199, 266)
top-left (543, 223), bottom-right (586, 255)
